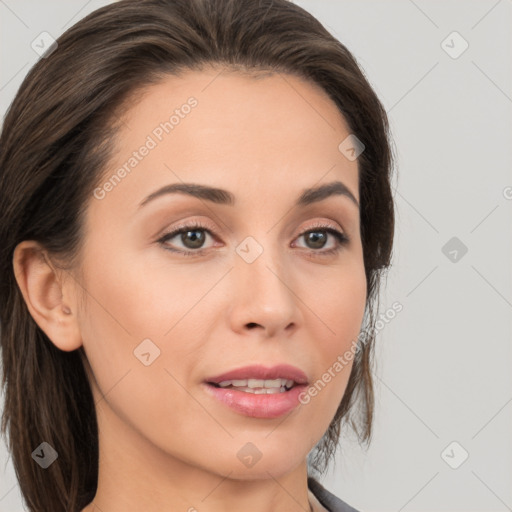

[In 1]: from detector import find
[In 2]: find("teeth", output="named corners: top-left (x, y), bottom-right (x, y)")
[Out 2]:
top-left (248, 379), bottom-right (265, 388)
top-left (216, 378), bottom-right (296, 390)
top-left (235, 386), bottom-right (287, 394)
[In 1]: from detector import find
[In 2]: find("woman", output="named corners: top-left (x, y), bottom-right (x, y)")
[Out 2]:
top-left (0, 0), bottom-right (395, 510)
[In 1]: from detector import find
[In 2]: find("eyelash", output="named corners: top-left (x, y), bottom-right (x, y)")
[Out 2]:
top-left (157, 220), bottom-right (350, 257)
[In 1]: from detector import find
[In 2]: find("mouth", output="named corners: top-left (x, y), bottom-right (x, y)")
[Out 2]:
top-left (203, 364), bottom-right (309, 418)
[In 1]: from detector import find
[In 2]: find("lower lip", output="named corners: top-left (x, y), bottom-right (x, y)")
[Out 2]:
top-left (202, 382), bottom-right (307, 419)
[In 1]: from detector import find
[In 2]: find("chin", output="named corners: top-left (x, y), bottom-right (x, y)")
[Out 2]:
top-left (229, 450), bottom-right (305, 480)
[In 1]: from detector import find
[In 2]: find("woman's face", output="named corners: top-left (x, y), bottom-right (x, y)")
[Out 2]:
top-left (74, 68), bottom-right (367, 480)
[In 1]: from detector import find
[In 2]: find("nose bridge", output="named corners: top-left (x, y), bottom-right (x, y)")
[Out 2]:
top-left (230, 234), bottom-right (299, 335)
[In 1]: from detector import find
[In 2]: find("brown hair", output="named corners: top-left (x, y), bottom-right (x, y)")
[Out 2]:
top-left (0, 0), bottom-right (395, 510)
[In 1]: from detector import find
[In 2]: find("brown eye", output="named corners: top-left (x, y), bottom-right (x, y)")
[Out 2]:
top-left (294, 225), bottom-right (349, 255)
top-left (303, 230), bottom-right (328, 249)
top-left (178, 229), bottom-right (206, 249)
top-left (157, 222), bottom-right (216, 254)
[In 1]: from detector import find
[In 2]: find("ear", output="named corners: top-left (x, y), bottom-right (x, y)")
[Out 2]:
top-left (12, 240), bottom-right (83, 352)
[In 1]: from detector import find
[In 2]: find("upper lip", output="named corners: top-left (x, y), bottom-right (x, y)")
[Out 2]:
top-left (206, 364), bottom-right (309, 385)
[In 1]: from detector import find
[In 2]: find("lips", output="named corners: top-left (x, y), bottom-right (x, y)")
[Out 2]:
top-left (205, 363), bottom-right (309, 387)
top-left (203, 364), bottom-right (309, 419)
top-left (203, 364), bottom-right (308, 419)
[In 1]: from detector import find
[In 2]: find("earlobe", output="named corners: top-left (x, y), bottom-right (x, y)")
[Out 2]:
top-left (12, 241), bottom-right (83, 352)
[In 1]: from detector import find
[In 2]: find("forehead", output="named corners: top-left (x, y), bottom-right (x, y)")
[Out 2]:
top-left (94, 68), bottom-right (360, 215)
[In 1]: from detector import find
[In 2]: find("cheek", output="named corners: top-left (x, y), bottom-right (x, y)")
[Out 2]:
top-left (298, 258), bottom-right (366, 415)
top-left (76, 238), bottom-right (215, 391)
top-left (301, 255), bottom-right (367, 351)
top-left (76, 253), bottom-right (211, 464)
top-left (78, 240), bottom-right (204, 340)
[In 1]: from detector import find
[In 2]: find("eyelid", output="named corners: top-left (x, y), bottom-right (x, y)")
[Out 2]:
top-left (295, 219), bottom-right (345, 238)
top-left (156, 220), bottom-right (345, 241)
top-left (155, 217), bottom-right (216, 239)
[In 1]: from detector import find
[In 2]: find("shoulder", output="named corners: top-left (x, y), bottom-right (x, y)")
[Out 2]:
top-left (308, 476), bottom-right (362, 512)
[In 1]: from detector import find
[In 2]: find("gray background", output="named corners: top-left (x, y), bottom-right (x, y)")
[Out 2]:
top-left (1, 1), bottom-right (511, 511)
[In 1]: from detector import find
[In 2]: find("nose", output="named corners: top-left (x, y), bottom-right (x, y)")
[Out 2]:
top-left (227, 244), bottom-right (302, 338)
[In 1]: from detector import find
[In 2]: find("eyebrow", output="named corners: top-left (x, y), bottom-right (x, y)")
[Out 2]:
top-left (138, 180), bottom-right (359, 210)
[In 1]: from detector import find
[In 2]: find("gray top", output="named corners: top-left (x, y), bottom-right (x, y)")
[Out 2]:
top-left (308, 477), bottom-right (361, 512)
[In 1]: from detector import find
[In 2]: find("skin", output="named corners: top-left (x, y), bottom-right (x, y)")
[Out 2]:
top-left (13, 67), bottom-right (367, 512)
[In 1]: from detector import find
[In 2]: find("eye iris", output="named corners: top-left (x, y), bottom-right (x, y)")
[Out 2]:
top-left (306, 231), bottom-right (327, 249)
top-left (182, 229), bottom-right (205, 249)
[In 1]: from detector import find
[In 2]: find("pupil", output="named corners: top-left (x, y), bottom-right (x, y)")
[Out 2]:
top-left (307, 231), bottom-right (326, 249)
top-left (182, 230), bottom-right (205, 249)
